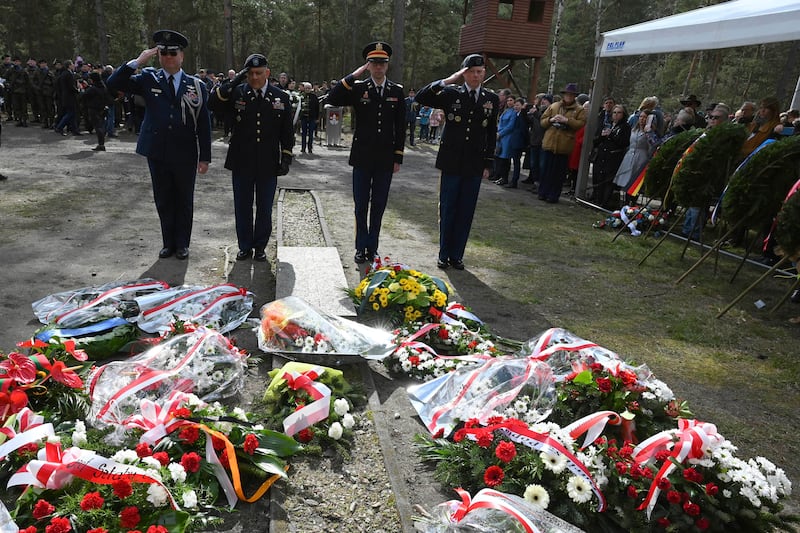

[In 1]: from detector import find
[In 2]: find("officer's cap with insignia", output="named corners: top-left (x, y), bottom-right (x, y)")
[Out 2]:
top-left (152, 29), bottom-right (189, 51)
top-left (461, 54), bottom-right (485, 69)
top-left (243, 54), bottom-right (268, 70)
top-left (363, 41), bottom-right (392, 63)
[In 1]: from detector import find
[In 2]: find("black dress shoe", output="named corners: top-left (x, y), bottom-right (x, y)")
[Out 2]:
top-left (450, 259), bottom-right (465, 270)
top-left (354, 250), bottom-right (368, 264)
top-left (437, 258), bottom-right (449, 269)
top-left (494, 179), bottom-right (509, 185)
top-left (254, 249), bottom-right (267, 262)
top-left (520, 178), bottom-right (535, 184)
top-left (158, 247), bottom-right (174, 259)
top-left (175, 248), bottom-right (189, 260)
top-left (236, 249), bottom-right (252, 261)
top-left (504, 183), bottom-right (518, 188)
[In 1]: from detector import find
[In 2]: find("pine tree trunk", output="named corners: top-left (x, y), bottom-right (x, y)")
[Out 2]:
top-left (392, 0), bottom-right (405, 85)
top-left (95, 0), bottom-right (108, 66)
top-left (223, 0), bottom-right (234, 69)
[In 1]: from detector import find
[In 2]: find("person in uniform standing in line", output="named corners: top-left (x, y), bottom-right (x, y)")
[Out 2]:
top-left (209, 53), bottom-right (294, 262)
top-left (415, 54), bottom-right (499, 270)
top-left (107, 30), bottom-right (212, 260)
top-left (327, 41), bottom-right (405, 264)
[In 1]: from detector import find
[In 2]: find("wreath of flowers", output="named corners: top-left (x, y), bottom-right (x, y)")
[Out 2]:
top-left (346, 259), bottom-right (450, 326)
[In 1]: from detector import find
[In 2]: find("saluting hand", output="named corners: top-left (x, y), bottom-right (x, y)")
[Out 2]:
top-left (135, 47), bottom-right (159, 66)
top-left (350, 62), bottom-right (370, 78)
top-left (443, 67), bottom-right (468, 85)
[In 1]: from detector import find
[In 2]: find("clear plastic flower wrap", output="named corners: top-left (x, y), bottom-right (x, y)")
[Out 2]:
top-left (257, 296), bottom-right (395, 360)
top-left (32, 279), bottom-right (170, 328)
top-left (415, 488), bottom-right (586, 533)
top-left (134, 283), bottom-right (254, 334)
top-left (86, 327), bottom-right (248, 427)
top-left (408, 356), bottom-right (556, 437)
top-left (516, 328), bottom-right (652, 383)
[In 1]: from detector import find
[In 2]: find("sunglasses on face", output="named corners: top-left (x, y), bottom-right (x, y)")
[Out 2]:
top-left (159, 49), bottom-right (178, 57)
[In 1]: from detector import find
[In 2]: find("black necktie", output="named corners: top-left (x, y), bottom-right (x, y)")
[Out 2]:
top-left (469, 89), bottom-right (476, 103)
top-left (377, 86), bottom-right (383, 98)
top-left (167, 75), bottom-right (176, 100)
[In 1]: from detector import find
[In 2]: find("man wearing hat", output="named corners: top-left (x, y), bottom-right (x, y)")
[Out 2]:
top-left (327, 41), bottom-right (406, 264)
top-left (680, 94), bottom-right (706, 129)
top-left (107, 29), bottom-right (212, 260)
top-left (415, 54), bottom-right (500, 270)
top-left (209, 53), bottom-right (294, 262)
top-left (538, 82), bottom-right (586, 203)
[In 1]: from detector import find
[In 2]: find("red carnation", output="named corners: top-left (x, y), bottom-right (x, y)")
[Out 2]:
top-left (32, 499), bottom-right (56, 519)
top-left (119, 506), bottom-right (141, 529)
top-left (20, 527), bottom-right (37, 533)
top-left (87, 529), bottom-right (108, 533)
top-left (495, 441), bottom-right (517, 463)
top-left (146, 526), bottom-right (169, 533)
top-left (619, 444), bottom-right (634, 458)
top-left (171, 407), bottom-right (192, 419)
top-left (615, 462), bottom-right (628, 475)
top-left (483, 465), bottom-right (504, 487)
top-left (476, 430), bottom-right (493, 448)
top-left (627, 485), bottom-right (638, 498)
top-left (219, 448), bottom-right (230, 468)
top-left (666, 490), bottom-right (682, 504)
top-left (437, 328), bottom-right (449, 340)
top-left (655, 450), bottom-right (672, 462)
top-left (696, 517), bottom-right (711, 530)
top-left (453, 429), bottom-right (467, 443)
top-left (297, 428), bottom-right (314, 443)
top-left (181, 451), bottom-right (201, 473)
top-left (589, 362), bottom-right (604, 373)
top-left (407, 355), bottom-right (420, 366)
top-left (211, 435), bottom-right (226, 450)
top-left (619, 369), bottom-right (638, 387)
top-left (178, 426), bottom-right (200, 445)
top-left (112, 479), bottom-right (133, 499)
top-left (152, 451), bottom-right (170, 466)
top-left (656, 517), bottom-right (670, 528)
top-left (683, 501), bottom-right (701, 516)
top-left (45, 517), bottom-right (71, 533)
top-left (657, 477), bottom-right (671, 490)
top-left (705, 482), bottom-right (719, 496)
top-left (243, 433), bottom-right (259, 455)
top-left (80, 491), bottom-right (105, 511)
top-left (135, 442), bottom-right (153, 458)
top-left (596, 377), bottom-right (613, 393)
top-left (683, 467), bottom-right (703, 483)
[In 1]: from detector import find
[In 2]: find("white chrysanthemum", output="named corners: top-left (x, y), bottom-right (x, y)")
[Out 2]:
top-left (401, 359), bottom-right (412, 372)
top-left (71, 431), bottom-right (88, 447)
top-left (540, 452), bottom-right (567, 474)
top-left (141, 456), bottom-right (162, 470)
top-left (168, 462), bottom-right (187, 483)
top-left (740, 485), bottom-right (761, 508)
top-left (232, 407), bottom-right (248, 421)
top-left (182, 489), bottom-right (198, 509)
top-left (342, 413), bottom-right (355, 429)
top-left (566, 476), bottom-right (593, 504)
top-left (73, 420), bottom-right (86, 433)
top-left (146, 468), bottom-right (163, 482)
top-left (723, 489), bottom-right (732, 498)
top-left (147, 483), bottom-right (170, 507)
top-left (334, 398), bottom-right (350, 416)
top-left (294, 337), bottom-right (304, 347)
top-left (112, 449), bottom-right (139, 464)
top-left (523, 484), bottom-right (550, 509)
top-left (47, 435), bottom-right (61, 443)
top-left (328, 422), bottom-right (343, 440)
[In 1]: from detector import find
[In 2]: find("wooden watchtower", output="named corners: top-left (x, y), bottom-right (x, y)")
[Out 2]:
top-left (458, 0), bottom-right (555, 100)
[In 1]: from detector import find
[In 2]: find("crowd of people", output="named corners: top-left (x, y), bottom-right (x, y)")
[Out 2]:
top-left (2, 39), bottom-right (799, 273)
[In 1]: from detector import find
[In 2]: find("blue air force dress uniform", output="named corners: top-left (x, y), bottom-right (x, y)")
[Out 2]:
top-left (415, 54), bottom-right (499, 269)
top-left (326, 41), bottom-right (405, 263)
top-left (208, 54), bottom-right (294, 262)
top-left (107, 30), bottom-right (212, 259)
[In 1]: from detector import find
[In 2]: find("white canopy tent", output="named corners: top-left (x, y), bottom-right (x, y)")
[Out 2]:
top-left (577, 0), bottom-right (800, 201)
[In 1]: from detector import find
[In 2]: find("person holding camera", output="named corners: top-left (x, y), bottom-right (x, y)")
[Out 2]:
top-left (538, 83), bottom-right (586, 203)
top-left (209, 53), bottom-right (294, 262)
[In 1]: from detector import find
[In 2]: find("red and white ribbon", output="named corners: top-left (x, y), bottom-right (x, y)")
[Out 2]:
top-left (281, 366), bottom-right (331, 437)
top-left (9, 441), bottom-right (179, 509)
top-left (527, 328), bottom-right (600, 362)
top-left (121, 391), bottom-right (200, 445)
top-left (0, 421), bottom-right (54, 461)
top-left (447, 488), bottom-right (542, 533)
top-left (564, 411), bottom-right (623, 450)
top-left (632, 419), bottom-right (722, 518)
top-left (54, 280), bottom-right (169, 326)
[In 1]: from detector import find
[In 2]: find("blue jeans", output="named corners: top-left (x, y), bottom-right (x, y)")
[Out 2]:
top-left (55, 108), bottom-right (79, 133)
top-left (682, 207), bottom-right (704, 240)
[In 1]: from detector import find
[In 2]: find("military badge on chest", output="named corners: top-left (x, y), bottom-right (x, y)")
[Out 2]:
top-left (360, 91), bottom-right (370, 104)
top-left (184, 85), bottom-right (199, 105)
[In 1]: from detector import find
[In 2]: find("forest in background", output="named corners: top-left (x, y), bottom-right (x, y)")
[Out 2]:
top-left (1, 0), bottom-right (798, 115)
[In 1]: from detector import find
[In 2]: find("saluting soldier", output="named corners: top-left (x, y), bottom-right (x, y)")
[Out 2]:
top-left (326, 41), bottom-right (405, 264)
top-left (209, 53), bottom-right (294, 263)
top-left (107, 30), bottom-right (212, 261)
top-left (415, 54), bottom-right (499, 270)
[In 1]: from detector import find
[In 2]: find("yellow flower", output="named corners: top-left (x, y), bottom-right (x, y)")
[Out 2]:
top-left (372, 302), bottom-right (380, 311)
top-left (388, 270), bottom-right (396, 278)
top-left (413, 310), bottom-right (422, 319)
top-left (369, 294), bottom-right (376, 302)
top-left (379, 295), bottom-right (388, 307)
